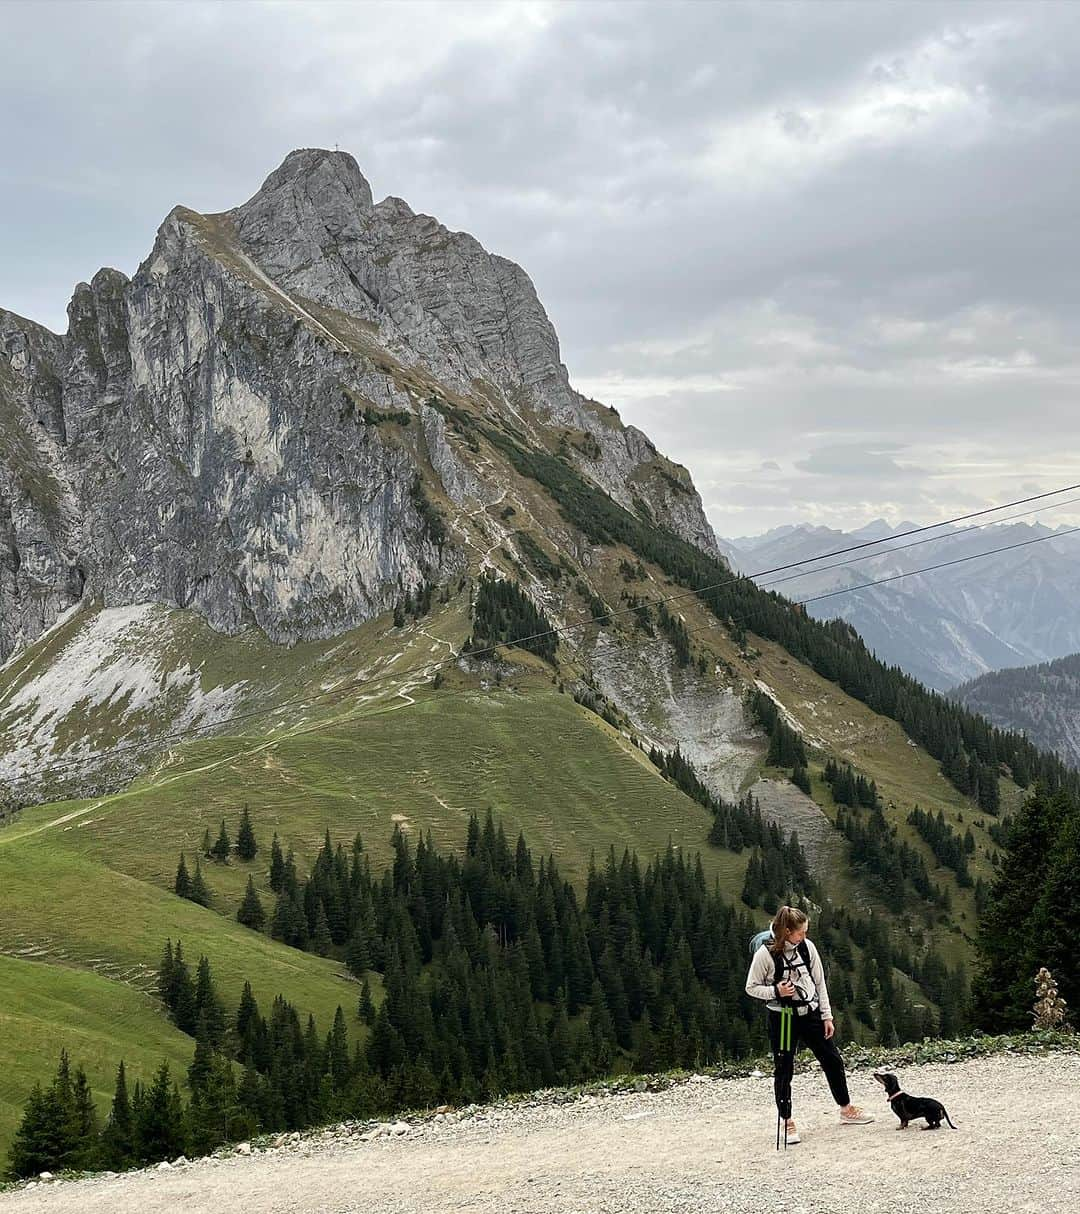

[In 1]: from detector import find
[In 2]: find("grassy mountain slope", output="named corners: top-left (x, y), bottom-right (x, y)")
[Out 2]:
top-left (0, 955), bottom-right (195, 1166)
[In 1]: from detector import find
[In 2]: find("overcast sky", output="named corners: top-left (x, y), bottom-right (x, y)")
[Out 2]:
top-left (3, 0), bottom-right (1079, 537)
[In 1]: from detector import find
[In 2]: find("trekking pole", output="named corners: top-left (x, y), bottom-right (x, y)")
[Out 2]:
top-left (776, 996), bottom-right (795, 1151)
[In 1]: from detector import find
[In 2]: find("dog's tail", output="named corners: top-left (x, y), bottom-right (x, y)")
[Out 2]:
top-left (943, 1107), bottom-right (957, 1129)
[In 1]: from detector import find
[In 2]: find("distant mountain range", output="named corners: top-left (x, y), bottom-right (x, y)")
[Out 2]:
top-left (718, 520), bottom-right (1080, 691)
top-left (952, 653), bottom-right (1080, 771)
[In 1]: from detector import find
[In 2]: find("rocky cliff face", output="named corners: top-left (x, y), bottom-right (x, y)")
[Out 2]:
top-left (0, 149), bottom-right (718, 663)
top-left (0, 309), bottom-right (83, 661)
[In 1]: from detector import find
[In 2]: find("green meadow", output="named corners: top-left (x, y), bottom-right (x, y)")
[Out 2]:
top-left (0, 956), bottom-right (195, 1166)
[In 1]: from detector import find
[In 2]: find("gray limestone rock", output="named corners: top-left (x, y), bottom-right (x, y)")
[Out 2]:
top-left (0, 148), bottom-right (719, 665)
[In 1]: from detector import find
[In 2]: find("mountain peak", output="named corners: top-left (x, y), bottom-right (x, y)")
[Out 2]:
top-left (244, 147), bottom-right (375, 218)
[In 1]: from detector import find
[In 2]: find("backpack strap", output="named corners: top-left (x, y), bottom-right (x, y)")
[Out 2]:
top-left (772, 940), bottom-right (816, 1004)
top-left (772, 940), bottom-right (813, 980)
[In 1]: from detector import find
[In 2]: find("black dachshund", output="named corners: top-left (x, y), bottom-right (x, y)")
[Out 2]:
top-left (873, 1070), bottom-right (957, 1130)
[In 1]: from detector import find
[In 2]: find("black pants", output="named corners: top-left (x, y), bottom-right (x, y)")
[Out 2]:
top-left (767, 1008), bottom-right (850, 1115)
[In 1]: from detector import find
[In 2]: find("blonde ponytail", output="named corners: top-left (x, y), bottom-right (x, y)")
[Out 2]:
top-left (768, 905), bottom-right (808, 954)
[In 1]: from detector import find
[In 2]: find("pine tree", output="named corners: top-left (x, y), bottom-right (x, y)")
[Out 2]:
top-left (974, 787), bottom-right (1059, 1029)
top-left (548, 990), bottom-right (572, 1082)
top-left (136, 1062), bottom-right (185, 1165)
top-left (345, 929), bottom-right (371, 978)
top-left (357, 978), bottom-right (376, 1026)
top-left (236, 1064), bottom-right (263, 1129)
top-left (236, 805), bottom-right (258, 862)
top-left (235, 981), bottom-right (262, 1067)
top-left (157, 939), bottom-right (175, 1008)
top-left (284, 849), bottom-right (298, 897)
top-left (6, 1084), bottom-right (55, 1179)
top-left (101, 1061), bottom-right (135, 1171)
top-left (188, 1015), bottom-right (215, 1094)
top-left (68, 1066), bottom-right (100, 1171)
top-left (6, 1050), bottom-right (79, 1178)
top-left (312, 902), bottom-right (333, 957)
top-left (190, 858), bottom-right (211, 908)
top-left (269, 833), bottom-right (285, 893)
top-left (194, 955), bottom-right (227, 1049)
top-left (1024, 818), bottom-right (1080, 1010)
top-left (201, 827), bottom-right (212, 858)
top-left (211, 819), bottom-right (231, 863)
top-left (191, 1050), bottom-right (242, 1156)
top-left (327, 1007), bottom-right (350, 1092)
top-left (791, 763), bottom-right (811, 796)
top-left (174, 852), bottom-right (192, 900)
top-left (237, 876), bottom-right (266, 931)
top-left (171, 943), bottom-right (197, 1035)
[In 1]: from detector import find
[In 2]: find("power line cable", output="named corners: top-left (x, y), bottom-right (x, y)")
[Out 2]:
top-left (724, 480), bottom-right (1080, 583)
top-left (796, 525), bottom-right (1080, 608)
top-left (756, 493), bottom-right (1080, 593)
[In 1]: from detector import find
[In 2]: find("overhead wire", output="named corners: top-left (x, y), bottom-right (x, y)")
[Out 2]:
top-left (796, 525), bottom-right (1080, 608)
top-left (755, 492), bottom-right (1080, 593)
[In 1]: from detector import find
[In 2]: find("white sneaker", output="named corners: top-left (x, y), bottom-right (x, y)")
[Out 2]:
top-left (784, 1120), bottom-right (801, 1144)
top-left (840, 1107), bottom-right (874, 1125)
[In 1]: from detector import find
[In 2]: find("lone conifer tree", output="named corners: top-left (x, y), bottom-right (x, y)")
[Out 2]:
top-left (174, 852), bottom-right (191, 899)
top-left (190, 858), bottom-right (211, 908)
top-left (211, 819), bottom-right (231, 863)
top-left (237, 875), bottom-right (266, 932)
top-left (236, 804), bottom-right (258, 861)
top-left (201, 827), bottom-right (212, 857)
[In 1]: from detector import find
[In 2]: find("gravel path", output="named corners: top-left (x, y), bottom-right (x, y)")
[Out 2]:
top-left (4, 1052), bottom-right (1078, 1214)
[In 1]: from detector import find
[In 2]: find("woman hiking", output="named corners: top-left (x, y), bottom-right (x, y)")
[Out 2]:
top-left (745, 905), bottom-right (873, 1144)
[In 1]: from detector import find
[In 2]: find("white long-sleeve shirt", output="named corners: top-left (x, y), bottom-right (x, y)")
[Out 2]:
top-left (745, 938), bottom-right (834, 1020)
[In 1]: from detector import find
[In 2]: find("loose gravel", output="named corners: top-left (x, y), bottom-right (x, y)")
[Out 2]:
top-left (3, 1052), bottom-right (1078, 1214)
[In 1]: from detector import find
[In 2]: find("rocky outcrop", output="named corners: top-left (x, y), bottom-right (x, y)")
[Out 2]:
top-left (0, 148), bottom-right (719, 663)
top-left (0, 311), bottom-right (82, 661)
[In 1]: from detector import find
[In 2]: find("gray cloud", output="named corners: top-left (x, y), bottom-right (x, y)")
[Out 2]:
top-left (2, 0), bottom-right (1079, 535)
top-left (795, 444), bottom-right (926, 480)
